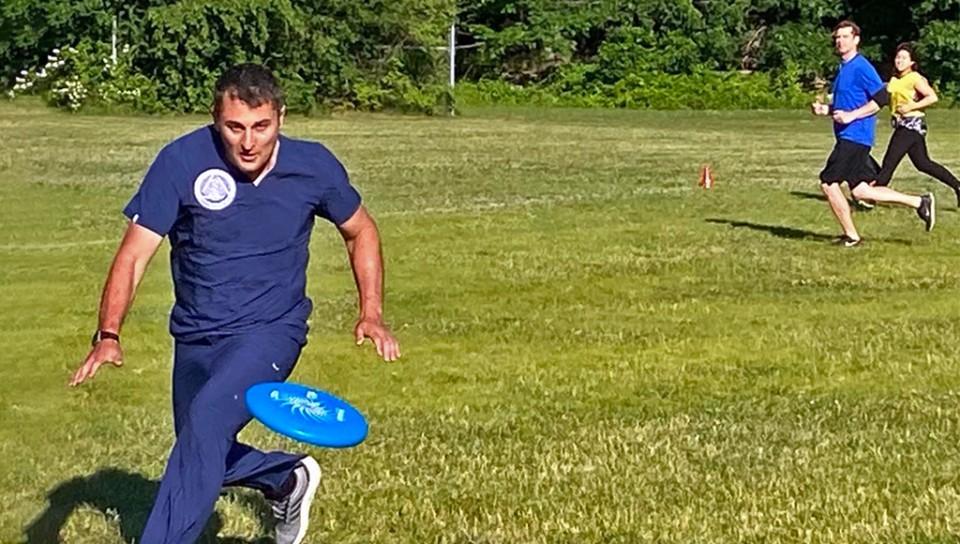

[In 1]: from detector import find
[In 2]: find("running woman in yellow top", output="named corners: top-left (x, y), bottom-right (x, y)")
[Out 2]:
top-left (874, 43), bottom-right (960, 205)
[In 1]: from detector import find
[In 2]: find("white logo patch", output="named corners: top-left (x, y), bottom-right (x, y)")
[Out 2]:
top-left (193, 169), bottom-right (237, 211)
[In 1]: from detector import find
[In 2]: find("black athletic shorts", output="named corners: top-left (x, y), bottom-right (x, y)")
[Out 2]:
top-left (819, 139), bottom-right (880, 188)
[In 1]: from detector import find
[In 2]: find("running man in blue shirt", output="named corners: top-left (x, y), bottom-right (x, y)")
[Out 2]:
top-left (69, 64), bottom-right (400, 544)
top-left (811, 20), bottom-right (935, 247)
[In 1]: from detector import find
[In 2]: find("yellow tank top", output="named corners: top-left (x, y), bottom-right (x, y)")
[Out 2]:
top-left (887, 71), bottom-right (925, 119)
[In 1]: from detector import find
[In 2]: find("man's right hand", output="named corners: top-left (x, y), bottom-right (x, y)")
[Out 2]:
top-left (68, 222), bottom-right (162, 387)
top-left (70, 340), bottom-right (124, 386)
top-left (811, 101), bottom-right (830, 116)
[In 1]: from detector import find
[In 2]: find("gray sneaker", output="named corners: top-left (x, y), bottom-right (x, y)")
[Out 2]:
top-left (917, 193), bottom-right (935, 232)
top-left (271, 456), bottom-right (321, 544)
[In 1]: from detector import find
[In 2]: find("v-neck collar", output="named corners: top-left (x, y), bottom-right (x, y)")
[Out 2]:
top-left (251, 139), bottom-right (280, 187)
top-left (208, 125), bottom-right (282, 187)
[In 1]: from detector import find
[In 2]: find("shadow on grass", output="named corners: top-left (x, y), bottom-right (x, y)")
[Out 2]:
top-left (790, 190), bottom-right (828, 202)
top-left (24, 468), bottom-right (273, 543)
top-left (706, 218), bottom-right (835, 241)
top-left (707, 218), bottom-right (916, 246)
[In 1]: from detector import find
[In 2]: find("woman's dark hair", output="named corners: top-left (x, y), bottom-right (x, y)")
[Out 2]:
top-left (895, 42), bottom-right (919, 73)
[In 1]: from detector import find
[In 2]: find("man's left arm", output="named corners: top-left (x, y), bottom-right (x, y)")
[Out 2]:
top-left (833, 63), bottom-right (889, 125)
top-left (337, 206), bottom-right (401, 362)
top-left (832, 99), bottom-right (881, 125)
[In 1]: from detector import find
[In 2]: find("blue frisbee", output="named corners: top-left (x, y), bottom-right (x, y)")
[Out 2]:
top-left (245, 382), bottom-right (368, 448)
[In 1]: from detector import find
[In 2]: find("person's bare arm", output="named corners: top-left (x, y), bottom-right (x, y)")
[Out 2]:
top-left (833, 83), bottom-right (890, 125)
top-left (898, 76), bottom-right (938, 115)
top-left (832, 100), bottom-right (880, 125)
top-left (69, 223), bottom-right (164, 386)
top-left (337, 206), bottom-right (400, 362)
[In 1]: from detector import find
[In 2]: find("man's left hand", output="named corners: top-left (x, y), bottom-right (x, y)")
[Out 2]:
top-left (832, 110), bottom-right (856, 125)
top-left (355, 317), bottom-right (401, 362)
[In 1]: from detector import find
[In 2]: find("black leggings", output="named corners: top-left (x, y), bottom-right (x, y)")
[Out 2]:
top-left (875, 126), bottom-right (960, 190)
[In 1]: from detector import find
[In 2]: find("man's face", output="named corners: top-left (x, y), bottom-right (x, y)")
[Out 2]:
top-left (214, 95), bottom-right (284, 179)
top-left (833, 27), bottom-right (859, 57)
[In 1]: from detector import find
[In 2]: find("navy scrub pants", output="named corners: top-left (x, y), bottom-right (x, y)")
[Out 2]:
top-left (140, 326), bottom-right (306, 544)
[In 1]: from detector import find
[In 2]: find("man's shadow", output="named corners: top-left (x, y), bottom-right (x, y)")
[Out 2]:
top-left (24, 468), bottom-right (273, 543)
top-left (705, 218), bottom-right (834, 241)
top-left (789, 190), bottom-right (828, 203)
top-left (706, 218), bottom-right (914, 245)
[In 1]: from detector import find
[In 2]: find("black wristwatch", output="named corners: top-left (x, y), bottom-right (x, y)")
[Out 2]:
top-left (91, 330), bottom-right (120, 346)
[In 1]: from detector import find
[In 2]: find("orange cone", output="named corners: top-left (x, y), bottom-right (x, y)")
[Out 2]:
top-left (699, 165), bottom-right (714, 189)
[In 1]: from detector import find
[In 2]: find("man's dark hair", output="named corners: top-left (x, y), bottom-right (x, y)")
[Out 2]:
top-left (833, 20), bottom-right (861, 37)
top-left (213, 63), bottom-right (284, 117)
top-left (895, 42), bottom-right (919, 71)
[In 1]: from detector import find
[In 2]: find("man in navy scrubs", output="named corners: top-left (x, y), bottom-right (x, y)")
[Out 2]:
top-left (70, 63), bottom-right (400, 544)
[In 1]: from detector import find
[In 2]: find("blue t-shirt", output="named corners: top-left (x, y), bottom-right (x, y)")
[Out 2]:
top-left (124, 126), bottom-right (361, 341)
top-left (831, 53), bottom-right (884, 147)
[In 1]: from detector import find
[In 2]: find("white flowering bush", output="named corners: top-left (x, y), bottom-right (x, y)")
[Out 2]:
top-left (7, 40), bottom-right (159, 112)
top-left (9, 48), bottom-right (65, 100)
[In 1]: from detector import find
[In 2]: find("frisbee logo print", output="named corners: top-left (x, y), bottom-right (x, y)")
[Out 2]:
top-left (271, 389), bottom-right (346, 423)
top-left (194, 169), bottom-right (237, 210)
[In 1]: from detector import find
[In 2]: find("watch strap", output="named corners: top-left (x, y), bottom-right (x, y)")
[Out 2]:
top-left (92, 330), bottom-right (120, 346)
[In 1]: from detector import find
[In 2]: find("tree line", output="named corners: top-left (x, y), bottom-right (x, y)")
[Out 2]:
top-left (2, 0), bottom-right (957, 112)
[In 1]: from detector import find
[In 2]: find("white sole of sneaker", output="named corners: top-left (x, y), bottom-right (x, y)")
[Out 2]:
top-left (929, 196), bottom-right (936, 231)
top-left (293, 456), bottom-right (322, 544)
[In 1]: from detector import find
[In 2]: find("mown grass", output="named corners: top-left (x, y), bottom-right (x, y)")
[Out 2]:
top-left (1, 98), bottom-right (960, 543)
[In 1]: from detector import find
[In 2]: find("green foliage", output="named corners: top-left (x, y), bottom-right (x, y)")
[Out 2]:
top-left (917, 20), bottom-right (960, 103)
top-left (131, 0), bottom-right (307, 112)
top-left (607, 68), bottom-right (811, 109)
top-left (756, 22), bottom-right (835, 85)
top-left (458, 68), bottom-right (812, 110)
top-left (458, 0), bottom-right (958, 106)
top-left (352, 58), bottom-right (451, 114)
top-left (455, 79), bottom-right (569, 107)
top-left (0, 0), bottom-right (115, 81)
top-left (8, 40), bottom-right (160, 112)
top-left (1, 0), bottom-right (958, 111)
top-left (331, 0), bottom-right (454, 112)
top-left (592, 27), bottom-right (659, 83)
top-left (2, 0), bottom-right (455, 113)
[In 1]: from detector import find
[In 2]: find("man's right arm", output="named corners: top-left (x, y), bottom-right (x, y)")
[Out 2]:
top-left (812, 93), bottom-right (832, 116)
top-left (69, 222), bottom-right (163, 386)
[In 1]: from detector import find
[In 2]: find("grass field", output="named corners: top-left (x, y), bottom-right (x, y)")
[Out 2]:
top-left (2, 98), bottom-right (960, 543)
